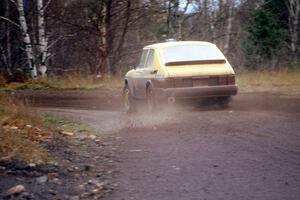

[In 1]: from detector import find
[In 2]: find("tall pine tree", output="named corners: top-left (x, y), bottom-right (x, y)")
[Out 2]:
top-left (244, 0), bottom-right (289, 68)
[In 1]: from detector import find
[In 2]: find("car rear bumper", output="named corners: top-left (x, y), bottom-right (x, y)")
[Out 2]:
top-left (153, 85), bottom-right (238, 99)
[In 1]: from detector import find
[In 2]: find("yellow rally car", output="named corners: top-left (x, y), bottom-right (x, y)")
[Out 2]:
top-left (123, 41), bottom-right (238, 112)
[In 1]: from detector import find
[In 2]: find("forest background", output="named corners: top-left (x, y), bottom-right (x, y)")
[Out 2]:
top-left (0, 0), bottom-right (299, 79)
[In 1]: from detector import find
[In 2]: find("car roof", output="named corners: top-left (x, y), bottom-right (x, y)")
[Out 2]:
top-left (144, 41), bottom-right (216, 49)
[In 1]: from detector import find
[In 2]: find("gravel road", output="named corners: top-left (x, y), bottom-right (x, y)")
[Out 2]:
top-left (24, 90), bottom-right (300, 200)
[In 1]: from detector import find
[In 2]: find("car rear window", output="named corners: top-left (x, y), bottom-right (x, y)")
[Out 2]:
top-left (161, 45), bottom-right (225, 64)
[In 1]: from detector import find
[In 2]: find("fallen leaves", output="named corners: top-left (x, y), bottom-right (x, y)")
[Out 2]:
top-left (0, 95), bottom-right (51, 163)
top-left (2, 123), bottom-right (51, 142)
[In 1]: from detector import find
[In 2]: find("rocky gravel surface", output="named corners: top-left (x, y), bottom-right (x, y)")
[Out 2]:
top-left (1, 90), bottom-right (300, 200)
top-left (0, 133), bottom-right (118, 200)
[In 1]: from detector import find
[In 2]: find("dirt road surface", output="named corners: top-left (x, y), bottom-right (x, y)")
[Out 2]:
top-left (20, 90), bottom-right (300, 200)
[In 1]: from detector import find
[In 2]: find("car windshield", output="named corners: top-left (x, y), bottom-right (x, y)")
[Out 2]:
top-left (161, 45), bottom-right (225, 65)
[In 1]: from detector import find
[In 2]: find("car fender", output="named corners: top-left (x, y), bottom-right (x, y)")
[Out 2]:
top-left (146, 80), bottom-right (153, 89)
top-left (124, 78), bottom-right (135, 97)
top-left (146, 80), bottom-right (155, 95)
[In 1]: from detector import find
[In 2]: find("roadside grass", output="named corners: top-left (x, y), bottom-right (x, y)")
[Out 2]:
top-left (0, 95), bottom-right (50, 163)
top-left (1, 69), bottom-right (299, 95)
top-left (45, 75), bottom-right (123, 90)
top-left (0, 95), bottom-right (101, 164)
top-left (236, 69), bottom-right (300, 95)
top-left (43, 115), bottom-right (93, 135)
top-left (0, 74), bottom-right (123, 91)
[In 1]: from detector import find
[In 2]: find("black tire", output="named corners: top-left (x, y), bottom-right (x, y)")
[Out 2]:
top-left (146, 85), bottom-right (157, 113)
top-left (217, 96), bottom-right (231, 108)
top-left (122, 85), bottom-right (136, 113)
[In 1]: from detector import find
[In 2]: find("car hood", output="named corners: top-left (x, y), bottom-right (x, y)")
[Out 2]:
top-left (164, 63), bottom-right (234, 78)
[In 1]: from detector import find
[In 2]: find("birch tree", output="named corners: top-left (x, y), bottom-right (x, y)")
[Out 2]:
top-left (16, 0), bottom-right (37, 78)
top-left (285, 0), bottom-right (299, 60)
top-left (223, 0), bottom-right (234, 55)
top-left (0, 0), bottom-right (12, 76)
top-left (97, 0), bottom-right (111, 77)
top-left (37, 0), bottom-right (48, 76)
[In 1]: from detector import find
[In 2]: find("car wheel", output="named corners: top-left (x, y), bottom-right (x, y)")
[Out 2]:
top-left (146, 85), bottom-right (156, 113)
top-left (218, 96), bottom-right (231, 108)
top-left (123, 85), bottom-right (136, 113)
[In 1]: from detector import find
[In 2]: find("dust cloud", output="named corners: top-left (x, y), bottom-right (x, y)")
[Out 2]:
top-left (119, 104), bottom-right (185, 130)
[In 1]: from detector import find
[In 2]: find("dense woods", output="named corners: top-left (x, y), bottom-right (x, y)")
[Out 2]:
top-left (0, 0), bottom-right (299, 79)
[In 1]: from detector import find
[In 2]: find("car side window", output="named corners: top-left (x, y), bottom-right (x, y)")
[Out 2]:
top-left (138, 49), bottom-right (148, 68)
top-left (145, 49), bottom-right (155, 68)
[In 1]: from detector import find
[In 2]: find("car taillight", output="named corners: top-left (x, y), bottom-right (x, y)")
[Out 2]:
top-left (219, 76), bottom-right (227, 85)
top-left (218, 76), bottom-right (235, 85)
top-left (153, 79), bottom-right (174, 88)
top-left (227, 75), bottom-right (235, 85)
top-left (174, 78), bottom-right (193, 87)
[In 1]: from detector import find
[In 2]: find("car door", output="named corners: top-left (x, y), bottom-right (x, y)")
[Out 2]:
top-left (137, 49), bottom-right (158, 98)
top-left (133, 49), bottom-right (157, 99)
top-left (131, 49), bottom-right (148, 98)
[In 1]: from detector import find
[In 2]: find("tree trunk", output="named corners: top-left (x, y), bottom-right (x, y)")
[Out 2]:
top-left (217, 0), bottom-right (225, 48)
top-left (97, 0), bottom-right (111, 77)
top-left (135, 0), bottom-right (141, 43)
top-left (16, 0), bottom-right (37, 78)
top-left (203, 0), bottom-right (209, 40)
top-left (285, 0), bottom-right (299, 61)
top-left (209, 10), bottom-right (217, 43)
top-left (166, 0), bottom-right (173, 38)
top-left (5, 0), bottom-right (12, 76)
top-left (166, 0), bottom-right (179, 39)
top-left (177, 0), bottom-right (190, 40)
top-left (224, 0), bottom-right (234, 55)
top-left (37, 0), bottom-right (48, 76)
top-left (113, 0), bottom-right (131, 75)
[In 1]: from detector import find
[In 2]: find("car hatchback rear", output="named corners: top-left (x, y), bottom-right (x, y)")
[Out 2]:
top-left (152, 41), bottom-right (238, 100)
top-left (123, 41), bottom-right (238, 112)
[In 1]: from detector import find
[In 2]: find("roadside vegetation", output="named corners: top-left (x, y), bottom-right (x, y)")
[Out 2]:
top-left (43, 114), bottom-right (96, 136)
top-left (237, 69), bottom-right (300, 95)
top-left (0, 94), bottom-right (99, 164)
top-left (0, 74), bottom-right (123, 91)
top-left (1, 69), bottom-right (300, 95)
top-left (0, 95), bottom-right (50, 163)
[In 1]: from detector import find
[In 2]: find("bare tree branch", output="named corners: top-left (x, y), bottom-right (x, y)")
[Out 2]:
top-left (0, 16), bottom-right (21, 29)
top-left (43, 0), bottom-right (52, 11)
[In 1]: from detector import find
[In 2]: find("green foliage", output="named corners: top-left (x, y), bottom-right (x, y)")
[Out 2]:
top-left (287, 62), bottom-right (300, 70)
top-left (244, 0), bottom-right (289, 68)
top-left (250, 10), bottom-right (287, 56)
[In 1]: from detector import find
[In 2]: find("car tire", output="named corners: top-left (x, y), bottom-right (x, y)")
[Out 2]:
top-left (123, 85), bottom-right (136, 113)
top-left (218, 96), bottom-right (231, 108)
top-left (146, 85), bottom-right (157, 113)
